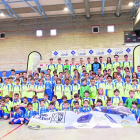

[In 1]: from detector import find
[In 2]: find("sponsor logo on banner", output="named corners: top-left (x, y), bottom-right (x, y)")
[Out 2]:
top-left (52, 47), bottom-right (134, 57)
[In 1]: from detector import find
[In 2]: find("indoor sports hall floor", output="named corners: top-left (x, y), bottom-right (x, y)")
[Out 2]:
top-left (0, 120), bottom-right (140, 140)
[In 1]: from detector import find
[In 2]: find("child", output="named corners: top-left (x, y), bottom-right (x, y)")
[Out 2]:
top-left (9, 106), bottom-right (24, 124)
top-left (70, 58), bottom-right (77, 76)
top-left (121, 54), bottom-right (132, 72)
top-left (105, 76), bottom-right (114, 98)
top-left (95, 99), bottom-right (103, 107)
top-left (5, 95), bottom-right (12, 110)
top-left (19, 97), bottom-right (28, 114)
top-left (59, 72), bottom-right (64, 84)
top-left (56, 58), bottom-right (63, 75)
top-left (25, 103), bottom-right (34, 124)
top-left (78, 58), bottom-right (84, 74)
top-left (72, 101), bottom-right (82, 114)
top-left (31, 95), bottom-right (39, 115)
top-left (89, 70), bottom-right (93, 79)
top-left (95, 74), bottom-right (100, 84)
top-left (27, 78), bottom-right (36, 102)
top-left (71, 94), bottom-right (81, 110)
top-left (132, 79), bottom-right (140, 105)
top-left (82, 100), bottom-right (92, 113)
top-left (61, 101), bottom-right (70, 111)
top-left (63, 59), bottom-right (70, 74)
top-left (124, 76), bottom-right (132, 103)
top-left (82, 91), bottom-right (93, 108)
top-left (38, 100), bottom-right (47, 115)
top-left (89, 78), bottom-right (98, 103)
top-left (47, 58), bottom-right (56, 76)
top-left (2, 78), bottom-right (10, 98)
top-left (0, 98), bottom-right (10, 119)
top-left (52, 75), bottom-right (58, 89)
top-left (45, 74), bottom-right (53, 101)
top-left (8, 77), bottom-right (13, 100)
top-left (118, 101), bottom-right (124, 106)
top-left (71, 78), bottom-right (80, 97)
top-left (40, 71), bottom-right (45, 84)
top-left (131, 101), bottom-right (140, 123)
top-left (124, 90), bottom-right (137, 109)
top-left (98, 75), bottom-right (106, 94)
top-left (107, 98), bottom-right (112, 106)
top-left (60, 95), bottom-right (68, 110)
top-left (112, 89), bottom-right (122, 106)
top-left (27, 75), bottom-right (32, 85)
top-left (21, 78), bottom-right (28, 101)
top-left (52, 95), bottom-right (59, 110)
top-left (54, 78), bottom-right (64, 104)
top-left (85, 73), bottom-right (90, 86)
top-left (19, 72), bottom-right (23, 79)
top-left (36, 79), bottom-right (45, 101)
top-left (2, 71), bottom-right (7, 82)
top-left (137, 66), bottom-right (140, 79)
top-left (13, 78), bottom-right (21, 99)
top-left (10, 69), bottom-right (15, 79)
top-left (48, 101), bottom-right (58, 112)
top-left (95, 88), bottom-right (107, 106)
top-left (44, 94), bottom-right (50, 109)
top-left (112, 54), bottom-right (121, 72)
top-left (0, 77), bottom-right (3, 99)
top-left (115, 75), bottom-right (124, 100)
top-left (34, 73), bottom-right (39, 85)
top-left (12, 93), bottom-right (21, 108)
top-left (80, 79), bottom-right (91, 98)
top-left (63, 78), bottom-right (72, 105)
top-left (108, 69), bottom-right (112, 76)
top-left (51, 71), bottom-right (57, 82)
top-left (85, 57), bottom-right (92, 73)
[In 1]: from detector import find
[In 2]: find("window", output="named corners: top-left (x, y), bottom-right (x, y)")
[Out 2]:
top-left (92, 26), bottom-right (99, 33)
top-left (0, 32), bottom-right (5, 39)
top-left (50, 29), bottom-right (57, 36)
top-left (36, 30), bottom-right (43, 37)
top-left (107, 25), bottom-right (114, 32)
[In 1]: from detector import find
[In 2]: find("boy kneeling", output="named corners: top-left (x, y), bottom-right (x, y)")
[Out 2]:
top-left (9, 106), bottom-right (24, 124)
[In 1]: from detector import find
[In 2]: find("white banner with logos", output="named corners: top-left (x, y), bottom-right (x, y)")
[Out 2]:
top-left (28, 106), bottom-right (137, 130)
top-left (52, 47), bottom-right (134, 57)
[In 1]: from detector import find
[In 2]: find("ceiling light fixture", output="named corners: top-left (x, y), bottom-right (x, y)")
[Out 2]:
top-left (128, 1), bottom-right (134, 6)
top-left (0, 13), bottom-right (5, 17)
top-left (64, 7), bottom-right (68, 11)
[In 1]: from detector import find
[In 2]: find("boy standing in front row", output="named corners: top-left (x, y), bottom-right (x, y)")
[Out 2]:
top-left (131, 101), bottom-right (140, 123)
top-left (124, 90), bottom-right (137, 109)
top-left (25, 103), bottom-right (34, 124)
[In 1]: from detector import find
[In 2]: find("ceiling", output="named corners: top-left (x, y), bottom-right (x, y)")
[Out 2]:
top-left (0, 0), bottom-right (134, 20)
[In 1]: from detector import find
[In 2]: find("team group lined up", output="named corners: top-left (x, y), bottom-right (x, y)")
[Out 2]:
top-left (0, 54), bottom-right (140, 124)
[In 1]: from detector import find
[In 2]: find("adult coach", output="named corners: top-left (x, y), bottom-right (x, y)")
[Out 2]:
top-left (92, 57), bottom-right (101, 74)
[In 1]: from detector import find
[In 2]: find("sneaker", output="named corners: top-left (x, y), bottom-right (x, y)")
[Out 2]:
top-left (25, 122), bottom-right (28, 125)
top-left (21, 122), bottom-right (24, 124)
top-left (9, 122), bottom-right (14, 124)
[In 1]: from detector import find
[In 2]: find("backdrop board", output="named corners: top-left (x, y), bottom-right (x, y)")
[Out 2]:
top-left (133, 45), bottom-right (140, 72)
top-left (27, 51), bottom-right (42, 73)
top-left (28, 106), bottom-right (137, 130)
